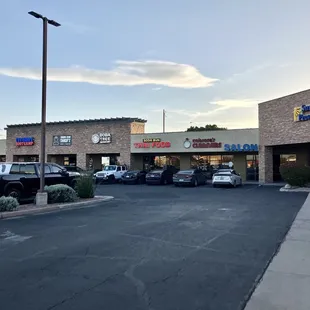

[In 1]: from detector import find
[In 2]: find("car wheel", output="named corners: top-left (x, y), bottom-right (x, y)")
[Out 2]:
top-left (6, 188), bottom-right (21, 202)
top-left (213, 184), bottom-right (217, 188)
top-left (194, 179), bottom-right (198, 187)
top-left (107, 175), bottom-right (116, 184)
top-left (174, 183), bottom-right (179, 187)
top-left (240, 179), bottom-right (243, 186)
top-left (233, 180), bottom-right (237, 188)
top-left (163, 179), bottom-right (168, 185)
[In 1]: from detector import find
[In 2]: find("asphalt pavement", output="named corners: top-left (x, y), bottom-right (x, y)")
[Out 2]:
top-left (0, 184), bottom-right (307, 310)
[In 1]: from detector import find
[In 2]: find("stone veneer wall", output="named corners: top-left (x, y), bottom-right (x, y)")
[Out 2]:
top-left (6, 120), bottom-right (145, 169)
top-left (259, 89), bottom-right (310, 182)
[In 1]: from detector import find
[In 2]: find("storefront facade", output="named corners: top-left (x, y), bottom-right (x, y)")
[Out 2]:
top-left (259, 89), bottom-right (310, 183)
top-left (131, 129), bottom-right (259, 181)
top-left (0, 139), bottom-right (6, 162)
top-left (6, 117), bottom-right (146, 170)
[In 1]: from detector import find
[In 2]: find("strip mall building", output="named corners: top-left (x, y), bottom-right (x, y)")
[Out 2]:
top-left (4, 89), bottom-right (310, 183)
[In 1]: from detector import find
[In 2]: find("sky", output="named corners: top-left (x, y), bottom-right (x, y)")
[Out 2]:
top-left (1, 0), bottom-right (310, 138)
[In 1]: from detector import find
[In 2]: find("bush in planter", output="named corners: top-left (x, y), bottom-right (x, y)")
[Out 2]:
top-left (280, 162), bottom-right (310, 187)
top-left (75, 173), bottom-right (95, 198)
top-left (0, 196), bottom-right (19, 212)
top-left (45, 184), bottom-right (78, 204)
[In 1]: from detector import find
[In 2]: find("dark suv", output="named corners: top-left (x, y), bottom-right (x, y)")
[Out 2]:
top-left (0, 162), bottom-right (76, 201)
top-left (145, 165), bottom-right (179, 185)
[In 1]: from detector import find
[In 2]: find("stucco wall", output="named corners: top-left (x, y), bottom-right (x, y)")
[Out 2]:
top-left (131, 128), bottom-right (259, 154)
top-left (0, 139), bottom-right (6, 156)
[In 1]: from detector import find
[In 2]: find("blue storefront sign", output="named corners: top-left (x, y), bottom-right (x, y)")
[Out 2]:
top-left (224, 143), bottom-right (258, 152)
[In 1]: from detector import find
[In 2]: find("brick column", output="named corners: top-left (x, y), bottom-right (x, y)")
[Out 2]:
top-left (77, 153), bottom-right (87, 170)
top-left (259, 146), bottom-right (273, 183)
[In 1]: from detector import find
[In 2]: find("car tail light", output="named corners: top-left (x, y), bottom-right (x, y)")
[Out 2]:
top-left (185, 175), bottom-right (191, 178)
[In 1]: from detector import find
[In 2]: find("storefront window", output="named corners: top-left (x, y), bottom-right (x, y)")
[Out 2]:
top-left (280, 154), bottom-right (296, 164)
top-left (154, 155), bottom-right (180, 169)
top-left (190, 155), bottom-right (234, 170)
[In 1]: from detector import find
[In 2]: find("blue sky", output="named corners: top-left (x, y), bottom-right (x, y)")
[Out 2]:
top-left (1, 0), bottom-right (310, 138)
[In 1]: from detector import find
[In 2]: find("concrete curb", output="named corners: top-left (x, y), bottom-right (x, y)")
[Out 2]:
top-left (280, 186), bottom-right (310, 192)
top-left (0, 195), bottom-right (114, 219)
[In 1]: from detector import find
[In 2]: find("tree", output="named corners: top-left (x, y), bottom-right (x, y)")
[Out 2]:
top-left (186, 124), bottom-right (227, 132)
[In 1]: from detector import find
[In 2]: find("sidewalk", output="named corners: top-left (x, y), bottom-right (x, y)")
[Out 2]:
top-left (245, 193), bottom-right (310, 310)
top-left (0, 195), bottom-right (114, 219)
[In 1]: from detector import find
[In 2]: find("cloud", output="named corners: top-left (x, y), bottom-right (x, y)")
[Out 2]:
top-left (62, 22), bottom-right (96, 35)
top-left (0, 60), bottom-right (218, 89)
top-left (153, 98), bottom-right (258, 120)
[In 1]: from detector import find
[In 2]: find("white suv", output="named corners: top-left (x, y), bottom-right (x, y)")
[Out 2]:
top-left (94, 165), bottom-right (127, 183)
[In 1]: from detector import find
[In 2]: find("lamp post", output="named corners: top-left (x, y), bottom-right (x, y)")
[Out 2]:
top-left (28, 11), bottom-right (60, 202)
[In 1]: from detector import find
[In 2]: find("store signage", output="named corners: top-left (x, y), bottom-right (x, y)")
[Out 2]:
top-left (192, 138), bottom-right (221, 148)
top-left (52, 135), bottom-right (72, 146)
top-left (92, 133), bottom-right (112, 144)
top-left (134, 141), bottom-right (171, 148)
top-left (294, 105), bottom-right (310, 121)
top-left (224, 144), bottom-right (258, 152)
top-left (16, 137), bottom-right (34, 146)
top-left (142, 138), bottom-right (161, 143)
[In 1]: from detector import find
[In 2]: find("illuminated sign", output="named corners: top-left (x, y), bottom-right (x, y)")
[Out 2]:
top-left (142, 138), bottom-right (161, 143)
top-left (294, 105), bottom-right (310, 121)
top-left (224, 144), bottom-right (258, 152)
top-left (16, 137), bottom-right (34, 146)
top-left (192, 138), bottom-right (221, 148)
top-left (134, 141), bottom-right (171, 148)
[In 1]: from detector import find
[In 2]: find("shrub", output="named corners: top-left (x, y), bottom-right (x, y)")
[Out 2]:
top-left (75, 173), bottom-right (95, 198)
top-left (280, 162), bottom-right (310, 187)
top-left (45, 184), bottom-right (78, 204)
top-left (0, 196), bottom-right (19, 212)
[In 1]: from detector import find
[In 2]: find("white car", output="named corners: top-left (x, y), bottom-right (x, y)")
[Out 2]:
top-left (212, 169), bottom-right (242, 187)
top-left (94, 165), bottom-right (127, 183)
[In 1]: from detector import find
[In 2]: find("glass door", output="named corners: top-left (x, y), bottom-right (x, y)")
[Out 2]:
top-left (246, 155), bottom-right (259, 181)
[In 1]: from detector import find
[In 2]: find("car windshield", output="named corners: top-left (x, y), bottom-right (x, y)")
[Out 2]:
top-left (215, 172), bottom-right (232, 176)
top-left (178, 170), bottom-right (193, 174)
top-left (103, 165), bottom-right (117, 171)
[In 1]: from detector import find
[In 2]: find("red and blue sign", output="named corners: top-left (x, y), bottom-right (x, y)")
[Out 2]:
top-left (224, 143), bottom-right (258, 152)
top-left (16, 137), bottom-right (35, 146)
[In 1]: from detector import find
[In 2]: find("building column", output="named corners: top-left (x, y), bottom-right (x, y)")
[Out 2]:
top-left (259, 146), bottom-right (273, 183)
top-left (180, 154), bottom-right (191, 170)
top-left (233, 153), bottom-right (246, 180)
top-left (77, 153), bottom-right (87, 170)
top-left (118, 151), bottom-right (131, 168)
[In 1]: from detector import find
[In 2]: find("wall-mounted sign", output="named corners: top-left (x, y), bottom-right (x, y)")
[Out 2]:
top-left (192, 138), bottom-right (221, 148)
top-left (224, 144), bottom-right (258, 152)
top-left (16, 137), bottom-right (34, 146)
top-left (92, 133), bottom-right (111, 144)
top-left (134, 141), bottom-right (171, 148)
top-left (294, 105), bottom-right (310, 121)
top-left (52, 135), bottom-right (72, 146)
top-left (142, 138), bottom-right (161, 143)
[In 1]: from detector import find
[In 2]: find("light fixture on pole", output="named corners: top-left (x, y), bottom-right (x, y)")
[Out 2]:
top-left (28, 11), bottom-right (60, 204)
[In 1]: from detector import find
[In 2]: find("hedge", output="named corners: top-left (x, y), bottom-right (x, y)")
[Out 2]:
top-left (0, 196), bottom-right (19, 212)
top-left (280, 162), bottom-right (310, 187)
top-left (75, 174), bottom-right (95, 198)
top-left (44, 184), bottom-right (78, 204)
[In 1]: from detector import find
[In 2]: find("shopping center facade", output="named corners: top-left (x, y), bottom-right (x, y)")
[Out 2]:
top-left (3, 89), bottom-right (310, 183)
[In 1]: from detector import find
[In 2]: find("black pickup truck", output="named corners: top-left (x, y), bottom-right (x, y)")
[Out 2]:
top-left (0, 162), bottom-right (77, 201)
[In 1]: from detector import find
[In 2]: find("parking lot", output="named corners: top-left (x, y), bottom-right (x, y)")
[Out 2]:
top-left (0, 184), bottom-right (307, 310)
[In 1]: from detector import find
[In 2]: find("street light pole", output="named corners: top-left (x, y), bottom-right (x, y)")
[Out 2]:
top-left (28, 11), bottom-right (60, 195)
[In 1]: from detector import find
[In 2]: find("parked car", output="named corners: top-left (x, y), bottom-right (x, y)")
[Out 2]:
top-left (0, 162), bottom-right (76, 201)
top-left (121, 170), bottom-right (147, 184)
top-left (63, 166), bottom-right (85, 177)
top-left (145, 165), bottom-right (179, 185)
top-left (212, 169), bottom-right (242, 187)
top-left (94, 165), bottom-right (127, 184)
top-left (173, 169), bottom-right (207, 187)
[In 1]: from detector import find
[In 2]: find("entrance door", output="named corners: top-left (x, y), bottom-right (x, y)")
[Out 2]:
top-left (273, 154), bottom-right (296, 182)
top-left (246, 155), bottom-right (259, 181)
